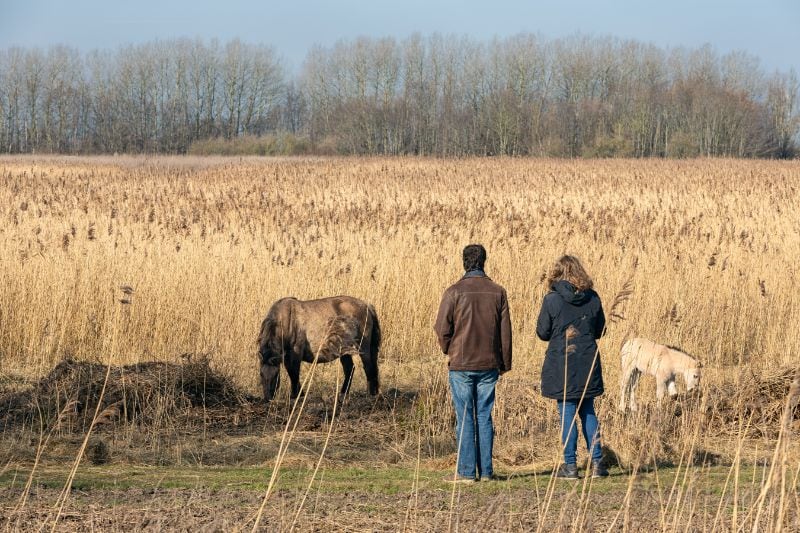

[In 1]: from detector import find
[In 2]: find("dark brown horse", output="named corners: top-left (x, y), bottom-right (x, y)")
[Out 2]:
top-left (257, 296), bottom-right (381, 402)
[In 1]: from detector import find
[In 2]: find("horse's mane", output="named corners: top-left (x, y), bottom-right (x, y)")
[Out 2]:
top-left (662, 344), bottom-right (699, 370)
top-left (258, 298), bottom-right (297, 345)
top-left (257, 316), bottom-right (276, 345)
top-left (257, 308), bottom-right (294, 366)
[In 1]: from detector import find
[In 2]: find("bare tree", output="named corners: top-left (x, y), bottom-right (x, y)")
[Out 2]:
top-left (0, 35), bottom-right (796, 157)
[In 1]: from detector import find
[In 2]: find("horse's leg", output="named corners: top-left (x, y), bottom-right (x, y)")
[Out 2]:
top-left (339, 355), bottom-right (355, 399)
top-left (619, 370), bottom-right (627, 411)
top-left (667, 378), bottom-right (678, 397)
top-left (359, 349), bottom-right (379, 396)
top-left (619, 363), bottom-right (632, 411)
top-left (285, 353), bottom-right (302, 399)
top-left (655, 374), bottom-right (666, 405)
top-left (629, 370), bottom-right (640, 412)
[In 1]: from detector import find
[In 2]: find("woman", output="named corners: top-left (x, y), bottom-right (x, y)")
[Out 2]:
top-left (536, 255), bottom-right (608, 479)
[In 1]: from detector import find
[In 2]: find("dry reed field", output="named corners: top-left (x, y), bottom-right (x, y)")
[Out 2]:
top-left (0, 155), bottom-right (799, 531)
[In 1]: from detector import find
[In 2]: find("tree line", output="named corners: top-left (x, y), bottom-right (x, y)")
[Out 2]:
top-left (1, 35), bottom-right (798, 157)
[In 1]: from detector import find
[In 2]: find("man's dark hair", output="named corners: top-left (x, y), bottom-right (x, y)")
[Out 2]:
top-left (462, 244), bottom-right (487, 271)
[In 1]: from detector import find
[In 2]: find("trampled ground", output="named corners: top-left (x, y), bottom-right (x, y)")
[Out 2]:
top-left (3, 462), bottom-right (793, 531)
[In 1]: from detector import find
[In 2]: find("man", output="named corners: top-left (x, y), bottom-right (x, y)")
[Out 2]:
top-left (434, 244), bottom-right (512, 483)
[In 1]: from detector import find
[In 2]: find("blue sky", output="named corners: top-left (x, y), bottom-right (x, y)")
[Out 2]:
top-left (1, 0), bottom-right (798, 73)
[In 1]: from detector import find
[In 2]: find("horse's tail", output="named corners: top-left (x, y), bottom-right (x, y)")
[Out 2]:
top-left (620, 336), bottom-right (637, 370)
top-left (620, 329), bottom-right (636, 349)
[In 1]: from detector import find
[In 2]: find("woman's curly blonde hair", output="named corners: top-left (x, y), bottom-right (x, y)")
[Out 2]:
top-left (546, 255), bottom-right (594, 292)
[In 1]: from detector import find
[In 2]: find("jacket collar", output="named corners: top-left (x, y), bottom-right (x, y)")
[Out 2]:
top-left (462, 269), bottom-right (487, 279)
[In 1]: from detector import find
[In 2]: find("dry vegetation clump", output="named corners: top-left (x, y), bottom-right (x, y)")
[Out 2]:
top-left (705, 366), bottom-right (800, 438)
top-left (0, 356), bottom-right (250, 433)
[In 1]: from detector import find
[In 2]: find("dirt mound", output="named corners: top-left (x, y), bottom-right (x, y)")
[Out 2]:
top-left (706, 366), bottom-right (800, 438)
top-left (0, 356), bottom-right (255, 432)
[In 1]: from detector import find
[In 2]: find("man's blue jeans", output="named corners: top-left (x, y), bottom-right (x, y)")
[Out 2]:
top-left (557, 397), bottom-right (602, 465)
top-left (448, 369), bottom-right (498, 479)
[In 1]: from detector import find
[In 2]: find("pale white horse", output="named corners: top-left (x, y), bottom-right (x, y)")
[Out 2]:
top-left (619, 338), bottom-right (701, 412)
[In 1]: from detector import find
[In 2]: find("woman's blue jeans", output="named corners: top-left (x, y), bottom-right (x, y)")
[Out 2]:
top-left (448, 369), bottom-right (498, 479)
top-left (557, 397), bottom-right (602, 465)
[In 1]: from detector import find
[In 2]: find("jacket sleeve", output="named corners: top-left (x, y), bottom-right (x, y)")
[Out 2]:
top-left (535, 295), bottom-right (553, 341)
top-left (500, 290), bottom-right (512, 371)
top-left (434, 289), bottom-right (455, 354)
top-left (594, 297), bottom-right (607, 339)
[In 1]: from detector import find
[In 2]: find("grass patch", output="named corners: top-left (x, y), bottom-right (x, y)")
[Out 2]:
top-left (0, 463), bottom-right (772, 495)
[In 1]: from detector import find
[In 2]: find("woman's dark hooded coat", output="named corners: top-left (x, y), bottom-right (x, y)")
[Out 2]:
top-left (536, 280), bottom-right (606, 400)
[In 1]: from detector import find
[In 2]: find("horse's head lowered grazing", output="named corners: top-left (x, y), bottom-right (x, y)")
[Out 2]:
top-left (256, 296), bottom-right (381, 403)
top-left (257, 314), bottom-right (284, 401)
top-left (683, 359), bottom-right (702, 391)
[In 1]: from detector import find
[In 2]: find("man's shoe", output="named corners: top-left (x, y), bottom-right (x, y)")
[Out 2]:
top-left (554, 463), bottom-right (579, 479)
top-left (477, 475), bottom-right (496, 482)
top-left (442, 473), bottom-right (475, 484)
top-left (591, 460), bottom-right (609, 478)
